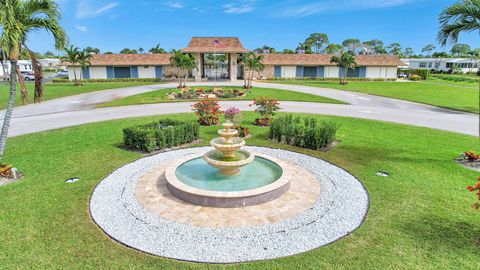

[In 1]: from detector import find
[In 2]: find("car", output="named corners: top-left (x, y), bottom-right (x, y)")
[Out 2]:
top-left (21, 71), bottom-right (35, 81)
top-left (56, 70), bottom-right (68, 78)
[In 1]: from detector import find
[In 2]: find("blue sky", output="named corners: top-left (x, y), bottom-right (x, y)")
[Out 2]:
top-left (28, 0), bottom-right (480, 54)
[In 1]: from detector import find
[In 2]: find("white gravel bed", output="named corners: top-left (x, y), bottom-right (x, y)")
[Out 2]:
top-left (90, 147), bottom-right (369, 263)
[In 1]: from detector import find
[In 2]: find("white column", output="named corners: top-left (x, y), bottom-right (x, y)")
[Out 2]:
top-left (194, 53), bottom-right (202, 82)
top-left (230, 53), bottom-right (237, 81)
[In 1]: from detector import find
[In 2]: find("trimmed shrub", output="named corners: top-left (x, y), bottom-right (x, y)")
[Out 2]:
top-left (409, 74), bottom-right (422, 81)
top-left (269, 114), bottom-right (339, 150)
top-left (123, 119), bottom-right (200, 153)
top-left (271, 77), bottom-right (397, 82)
top-left (408, 69), bottom-right (430, 80)
top-left (52, 78), bottom-right (165, 83)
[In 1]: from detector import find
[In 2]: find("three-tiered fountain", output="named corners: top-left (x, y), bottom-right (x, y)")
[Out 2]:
top-left (165, 122), bottom-right (292, 207)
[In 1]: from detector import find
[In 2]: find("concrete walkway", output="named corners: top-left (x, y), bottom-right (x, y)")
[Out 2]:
top-left (1, 81), bottom-right (477, 137)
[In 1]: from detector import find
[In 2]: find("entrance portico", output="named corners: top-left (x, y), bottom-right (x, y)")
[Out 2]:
top-left (181, 37), bottom-right (250, 82)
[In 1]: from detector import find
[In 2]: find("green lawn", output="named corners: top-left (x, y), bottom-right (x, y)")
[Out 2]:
top-left (429, 74), bottom-right (479, 87)
top-left (267, 80), bottom-right (479, 113)
top-left (98, 86), bottom-right (344, 107)
top-left (0, 81), bottom-right (161, 110)
top-left (0, 112), bottom-right (478, 269)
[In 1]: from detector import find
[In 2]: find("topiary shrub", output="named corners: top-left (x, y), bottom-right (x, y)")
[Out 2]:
top-left (409, 74), bottom-right (422, 81)
top-left (408, 69), bottom-right (430, 80)
top-left (123, 119), bottom-right (200, 153)
top-left (269, 114), bottom-right (339, 150)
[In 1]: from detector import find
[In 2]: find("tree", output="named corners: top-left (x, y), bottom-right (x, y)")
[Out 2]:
top-left (296, 42), bottom-right (311, 54)
top-left (0, 48), bottom-right (6, 81)
top-left (422, 44), bottom-right (436, 57)
top-left (330, 52), bottom-right (356, 85)
top-left (305, 33), bottom-right (329, 53)
top-left (438, 0), bottom-right (480, 148)
top-left (104, 51), bottom-right (113, 54)
top-left (169, 50), bottom-right (196, 88)
top-left (342, 39), bottom-right (362, 54)
top-left (138, 47), bottom-right (144, 54)
top-left (119, 48), bottom-right (137, 54)
top-left (77, 49), bottom-right (92, 82)
top-left (450, 43), bottom-right (471, 56)
top-left (149, 44), bottom-right (166, 54)
top-left (282, 49), bottom-right (295, 54)
top-left (363, 39), bottom-right (385, 54)
top-left (324, 44), bottom-right (342, 54)
top-left (61, 46), bottom-right (81, 85)
top-left (241, 52), bottom-right (264, 89)
top-left (85, 46), bottom-right (100, 54)
top-left (45, 51), bottom-right (56, 57)
top-left (387, 43), bottom-right (402, 56)
top-left (403, 47), bottom-right (414, 57)
top-left (0, 0), bottom-right (66, 158)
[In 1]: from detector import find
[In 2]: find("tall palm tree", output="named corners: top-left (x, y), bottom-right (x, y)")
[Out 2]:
top-left (77, 49), bottom-right (92, 83)
top-left (438, 0), bottom-right (480, 146)
top-left (61, 46), bottom-right (80, 85)
top-left (0, 0), bottom-right (66, 158)
top-left (241, 52), bottom-right (264, 89)
top-left (169, 50), bottom-right (196, 88)
top-left (331, 52), bottom-right (356, 85)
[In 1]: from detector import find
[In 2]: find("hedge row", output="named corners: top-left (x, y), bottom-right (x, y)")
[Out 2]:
top-left (408, 69), bottom-right (430, 80)
top-left (431, 74), bottom-right (479, 83)
top-left (269, 114), bottom-right (338, 150)
top-left (52, 78), bottom-right (165, 83)
top-left (270, 77), bottom-right (397, 81)
top-left (123, 119), bottom-right (200, 152)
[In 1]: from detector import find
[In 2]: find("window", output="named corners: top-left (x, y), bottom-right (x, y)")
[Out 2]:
top-left (419, 62), bottom-right (427, 68)
top-left (428, 62), bottom-right (432, 68)
top-left (113, 67), bottom-right (131, 78)
top-left (446, 63), bottom-right (453, 68)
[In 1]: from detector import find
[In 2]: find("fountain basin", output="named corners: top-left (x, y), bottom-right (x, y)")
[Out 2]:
top-left (165, 153), bottom-right (291, 207)
top-left (203, 149), bottom-right (254, 175)
top-left (210, 137), bottom-right (245, 159)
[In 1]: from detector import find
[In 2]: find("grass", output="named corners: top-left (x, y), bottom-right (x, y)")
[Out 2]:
top-left (429, 74), bottom-right (479, 87)
top-left (98, 86), bottom-right (344, 107)
top-left (0, 112), bottom-right (478, 269)
top-left (268, 80), bottom-right (479, 113)
top-left (0, 81), bottom-right (161, 110)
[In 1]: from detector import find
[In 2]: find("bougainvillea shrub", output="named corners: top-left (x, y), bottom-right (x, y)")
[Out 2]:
top-left (250, 97), bottom-right (280, 126)
top-left (467, 176), bottom-right (480, 210)
top-left (192, 98), bottom-right (221, 126)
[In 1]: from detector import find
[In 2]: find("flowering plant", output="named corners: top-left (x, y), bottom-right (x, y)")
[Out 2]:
top-left (224, 107), bottom-right (240, 121)
top-left (466, 176), bottom-right (480, 210)
top-left (192, 98), bottom-right (221, 126)
top-left (464, 151), bottom-right (480, 161)
top-left (250, 97), bottom-right (280, 126)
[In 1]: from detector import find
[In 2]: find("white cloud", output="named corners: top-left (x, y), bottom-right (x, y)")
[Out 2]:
top-left (76, 1), bottom-right (119, 19)
top-left (223, 1), bottom-right (255, 14)
top-left (75, 25), bottom-right (88, 32)
top-left (167, 1), bottom-right (185, 9)
top-left (276, 0), bottom-right (421, 18)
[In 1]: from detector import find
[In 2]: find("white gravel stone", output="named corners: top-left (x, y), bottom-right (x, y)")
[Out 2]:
top-left (90, 147), bottom-right (369, 263)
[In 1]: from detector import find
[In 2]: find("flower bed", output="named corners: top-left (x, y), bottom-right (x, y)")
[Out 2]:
top-left (123, 119), bottom-right (200, 153)
top-left (269, 114), bottom-right (339, 150)
top-left (166, 87), bottom-right (248, 100)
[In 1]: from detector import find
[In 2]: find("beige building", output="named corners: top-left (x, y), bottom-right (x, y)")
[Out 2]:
top-left (64, 37), bottom-right (404, 81)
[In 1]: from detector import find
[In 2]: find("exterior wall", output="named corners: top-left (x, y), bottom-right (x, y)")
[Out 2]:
top-left (402, 58), bottom-right (480, 73)
top-left (324, 66), bottom-right (339, 78)
top-left (138, 65), bottom-right (156, 78)
top-left (281, 66), bottom-right (296, 78)
top-left (68, 66), bottom-right (82, 80)
top-left (365, 66), bottom-right (397, 79)
top-left (89, 67), bottom-right (107, 79)
top-left (244, 65), bottom-right (274, 79)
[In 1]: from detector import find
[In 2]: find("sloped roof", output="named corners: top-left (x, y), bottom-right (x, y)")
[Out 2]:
top-left (260, 54), bottom-right (406, 66)
top-left (62, 53), bottom-right (173, 66)
top-left (182, 37), bottom-right (250, 53)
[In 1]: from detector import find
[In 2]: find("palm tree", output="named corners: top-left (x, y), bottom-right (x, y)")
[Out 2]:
top-left (241, 52), bottom-right (264, 89)
top-left (438, 0), bottom-right (480, 147)
top-left (149, 44), bottom-right (166, 54)
top-left (61, 46), bottom-right (81, 86)
top-left (421, 44), bottom-right (436, 57)
top-left (0, 48), bottom-right (6, 82)
top-left (169, 50), bottom-right (196, 88)
top-left (330, 52), bottom-right (356, 85)
top-left (77, 49), bottom-right (92, 83)
top-left (0, 0), bottom-right (66, 158)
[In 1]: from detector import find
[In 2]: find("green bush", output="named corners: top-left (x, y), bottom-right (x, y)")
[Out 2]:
top-left (52, 78), bottom-right (165, 83)
top-left (271, 77), bottom-right (397, 82)
top-left (409, 74), bottom-right (422, 81)
top-left (269, 114), bottom-right (339, 150)
top-left (408, 69), bottom-right (430, 80)
top-left (123, 119), bottom-right (200, 152)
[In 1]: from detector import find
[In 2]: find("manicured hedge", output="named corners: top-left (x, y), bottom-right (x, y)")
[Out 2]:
top-left (408, 69), bottom-right (430, 80)
top-left (123, 119), bottom-right (200, 152)
top-left (269, 114), bottom-right (338, 150)
top-left (271, 77), bottom-right (397, 81)
top-left (52, 78), bottom-right (165, 83)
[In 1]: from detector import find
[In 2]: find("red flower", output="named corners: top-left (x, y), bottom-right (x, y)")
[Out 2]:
top-left (477, 176), bottom-right (480, 181)
top-left (476, 182), bottom-right (480, 189)
top-left (467, 186), bottom-right (475, 192)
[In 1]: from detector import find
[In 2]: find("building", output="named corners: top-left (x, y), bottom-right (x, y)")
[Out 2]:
top-left (38, 58), bottom-right (64, 70)
top-left (0, 60), bottom-right (33, 77)
top-left (402, 57), bottom-right (479, 73)
top-left (63, 37), bottom-right (404, 81)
